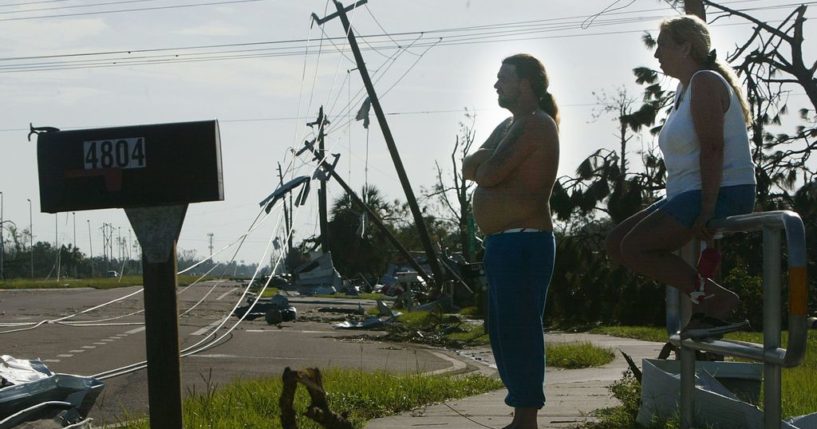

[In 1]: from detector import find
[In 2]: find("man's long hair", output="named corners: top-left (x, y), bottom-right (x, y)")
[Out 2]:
top-left (502, 53), bottom-right (560, 126)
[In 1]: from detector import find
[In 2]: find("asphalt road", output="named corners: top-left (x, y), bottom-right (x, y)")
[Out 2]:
top-left (0, 281), bottom-right (464, 425)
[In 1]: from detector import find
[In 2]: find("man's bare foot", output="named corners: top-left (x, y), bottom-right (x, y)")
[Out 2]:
top-left (511, 407), bottom-right (538, 429)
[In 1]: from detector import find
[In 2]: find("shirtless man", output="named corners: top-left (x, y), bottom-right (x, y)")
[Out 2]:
top-left (463, 54), bottom-right (560, 429)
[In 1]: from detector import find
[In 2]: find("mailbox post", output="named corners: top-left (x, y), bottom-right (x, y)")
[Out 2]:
top-left (36, 120), bottom-right (223, 429)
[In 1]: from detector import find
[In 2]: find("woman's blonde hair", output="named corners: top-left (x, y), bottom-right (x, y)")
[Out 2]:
top-left (660, 15), bottom-right (752, 124)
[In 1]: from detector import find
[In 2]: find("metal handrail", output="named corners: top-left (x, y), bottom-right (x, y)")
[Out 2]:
top-left (713, 210), bottom-right (806, 367)
top-left (667, 210), bottom-right (809, 429)
top-left (669, 210), bottom-right (808, 367)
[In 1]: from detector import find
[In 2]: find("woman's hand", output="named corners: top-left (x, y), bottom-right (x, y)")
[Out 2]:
top-left (691, 210), bottom-right (715, 241)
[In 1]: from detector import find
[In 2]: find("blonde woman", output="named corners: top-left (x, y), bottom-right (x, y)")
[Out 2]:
top-left (606, 15), bottom-right (756, 339)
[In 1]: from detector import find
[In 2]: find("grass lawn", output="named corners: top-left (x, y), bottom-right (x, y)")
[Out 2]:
top-left (0, 274), bottom-right (204, 289)
top-left (585, 325), bottom-right (817, 426)
top-left (106, 369), bottom-right (503, 429)
top-left (549, 341), bottom-right (616, 369)
top-left (392, 311), bottom-right (616, 368)
top-left (104, 320), bottom-right (615, 428)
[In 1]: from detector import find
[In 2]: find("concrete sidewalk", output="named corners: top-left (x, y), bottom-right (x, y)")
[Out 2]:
top-left (365, 333), bottom-right (665, 429)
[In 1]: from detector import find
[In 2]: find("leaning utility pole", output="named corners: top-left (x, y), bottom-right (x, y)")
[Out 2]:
top-left (310, 107), bottom-right (331, 253)
top-left (313, 0), bottom-right (445, 290)
top-left (207, 233), bottom-right (214, 258)
top-left (277, 163), bottom-right (294, 254)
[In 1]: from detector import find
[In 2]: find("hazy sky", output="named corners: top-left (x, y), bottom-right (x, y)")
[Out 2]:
top-left (0, 0), bottom-right (812, 268)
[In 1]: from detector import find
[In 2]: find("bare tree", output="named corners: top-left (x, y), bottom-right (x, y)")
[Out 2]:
top-left (702, 1), bottom-right (817, 203)
top-left (708, 2), bottom-right (816, 110)
top-left (429, 111), bottom-right (477, 261)
top-left (554, 85), bottom-right (668, 224)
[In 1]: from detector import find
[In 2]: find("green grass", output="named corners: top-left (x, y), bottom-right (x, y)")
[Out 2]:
top-left (458, 306), bottom-right (481, 317)
top-left (106, 368), bottom-right (503, 429)
top-left (584, 326), bottom-right (817, 426)
top-left (0, 275), bottom-right (205, 289)
top-left (395, 310), bottom-right (437, 329)
top-left (357, 292), bottom-right (389, 300)
top-left (259, 287), bottom-right (281, 297)
top-left (390, 311), bottom-right (616, 368)
top-left (390, 311), bottom-right (491, 347)
top-left (590, 325), bottom-right (668, 343)
top-left (723, 330), bottom-right (817, 418)
top-left (583, 370), bottom-right (644, 429)
top-left (548, 342), bottom-right (616, 369)
top-left (445, 322), bottom-right (490, 345)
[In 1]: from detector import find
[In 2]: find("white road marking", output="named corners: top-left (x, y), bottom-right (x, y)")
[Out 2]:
top-left (57, 354), bottom-right (73, 358)
top-left (216, 290), bottom-right (234, 301)
top-left (81, 345), bottom-right (96, 349)
top-left (94, 342), bottom-right (106, 345)
top-left (69, 350), bottom-right (85, 353)
top-left (190, 354), bottom-right (301, 360)
top-left (43, 359), bottom-right (60, 363)
top-left (191, 320), bottom-right (222, 336)
top-left (125, 327), bottom-right (146, 335)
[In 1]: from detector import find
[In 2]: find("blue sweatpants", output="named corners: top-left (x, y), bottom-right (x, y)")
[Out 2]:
top-left (484, 231), bottom-right (555, 409)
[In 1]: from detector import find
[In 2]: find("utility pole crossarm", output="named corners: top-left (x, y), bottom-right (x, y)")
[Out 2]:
top-left (311, 0), bottom-right (368, 25)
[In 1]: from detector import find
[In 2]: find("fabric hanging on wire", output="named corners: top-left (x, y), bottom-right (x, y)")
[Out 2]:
top-left (355, 97), bottom-right (371, 129)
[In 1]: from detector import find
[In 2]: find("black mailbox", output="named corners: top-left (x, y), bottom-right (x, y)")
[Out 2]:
top-left (37, 120), bottom-right (223, 213)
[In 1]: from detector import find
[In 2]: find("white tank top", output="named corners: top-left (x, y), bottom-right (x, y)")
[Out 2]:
top-left (658, 70), bottom-right (756, 198)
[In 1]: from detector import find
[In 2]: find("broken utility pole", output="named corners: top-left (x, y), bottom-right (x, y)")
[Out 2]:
top-left (308, 107), bottom-right (331, 254)
top-left (313, 0), bottom-right (446, 294)
top-left (277, 162), bottom-right (294, 254)
top-left (304, 142), bottom-right (433, 282)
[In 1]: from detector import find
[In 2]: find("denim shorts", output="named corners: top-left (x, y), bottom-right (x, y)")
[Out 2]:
top-left (645, 184), bottom-right (756, 228)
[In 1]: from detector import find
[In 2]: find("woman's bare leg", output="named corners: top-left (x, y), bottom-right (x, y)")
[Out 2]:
top-left (617, 210), bottom-right (738, 318)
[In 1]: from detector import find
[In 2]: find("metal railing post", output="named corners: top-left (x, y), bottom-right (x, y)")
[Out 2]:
top-left (680, 346), bottom-right (696, 429)
top-left (676, 241), bottom-right (698, 429)
top-left (762, 226), bottom-right (782, 429)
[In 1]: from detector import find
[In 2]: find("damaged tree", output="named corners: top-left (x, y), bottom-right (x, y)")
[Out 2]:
top-left (429, 112), bottom-right (478, 262)
top-left (279, 367), bottom-right (353, 429)
top-left (705, 1), bottom-right (817, 203)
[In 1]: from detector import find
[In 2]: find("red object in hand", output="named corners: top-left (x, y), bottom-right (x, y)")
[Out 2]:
top-left (697, 247), bottom-right (721, 278)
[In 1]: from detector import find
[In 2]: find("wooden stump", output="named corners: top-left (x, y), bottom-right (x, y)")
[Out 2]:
top-left (279, 367), bottom-right (353, 429)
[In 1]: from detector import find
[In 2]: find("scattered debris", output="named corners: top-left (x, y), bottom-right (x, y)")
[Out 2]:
top-left (233, 294), bottom-right (297, 323)
top-left (318, 305), bottom-right (364, 316)
top-left (0, 356), bottom-right (102, 429)
top-left (291, 251), bottom-right (343, 295)
top-left (332, 300), bottom-right (486, 349)
top-left (333, 318), bottom-right (389, 330)
top-left (332, 300), bottom-right (400, 330)
top-left (279, 367), bottom-right (353, 429)
top-left (638, 359), bottom-right (816, 428)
